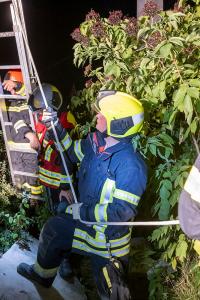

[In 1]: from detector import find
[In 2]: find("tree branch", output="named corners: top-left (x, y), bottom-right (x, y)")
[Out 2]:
top-left (191, 134), bottom-right (200, 155)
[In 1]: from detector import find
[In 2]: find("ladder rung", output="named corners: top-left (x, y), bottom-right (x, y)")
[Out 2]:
top-left (9, 148), bottom-right (37, 154)
top-left (8, 142), bottom-right (38, 154)
top-left (0, 94), bottom-right (27, 100)
top-left (0, 32), bottom-right (15, 38)
top-left (4, 122), bottom-right (12, 125)
top-left (0, 65), bottom-right (21, 70)
top-left (28, 195), bottom-right (45, 201)
top-left (13, 170), bottom-right (38, 178)
top-left (0, 0), bottom-right (11, 2)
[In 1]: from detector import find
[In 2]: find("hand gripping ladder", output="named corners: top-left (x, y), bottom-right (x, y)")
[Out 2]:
top-left (0, 0), bottom-right (38, 187)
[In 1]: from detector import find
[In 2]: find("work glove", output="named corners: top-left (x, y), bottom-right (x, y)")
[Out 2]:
top-left (67, 203), bottom-right (83, 220)
top-left (41, 108), bottom-right (58, 127)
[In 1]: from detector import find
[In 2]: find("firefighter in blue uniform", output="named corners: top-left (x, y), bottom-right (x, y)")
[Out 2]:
top-left (17, 90), bottom-right (147, 299)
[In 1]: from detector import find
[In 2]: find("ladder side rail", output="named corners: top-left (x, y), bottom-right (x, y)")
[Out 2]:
top-left (11, 4), bottom-right (37, 132)
top-left (10, 4), bottom-right (36, 132)
top-left (0, 99), bottom-right (16, 185)
top-left (13, 0), bottom-right (34, 78)
top-left (11, 3), bottom-right (32, 95)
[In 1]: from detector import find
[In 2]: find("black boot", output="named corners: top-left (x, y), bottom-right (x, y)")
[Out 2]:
top-left (17, 263), bottom-right (55, 288)
top-left (59, 258), bottom-right (74, 283)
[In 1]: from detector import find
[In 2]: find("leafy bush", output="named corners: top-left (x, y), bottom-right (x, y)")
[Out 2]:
top-left (70, 0), bottom-right (200, 297)
top-left (0, 196), bottom-right (33, 253)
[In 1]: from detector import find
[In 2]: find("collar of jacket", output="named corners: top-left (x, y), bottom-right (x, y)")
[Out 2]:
top-left (91, 132), bottom-right (132, 161)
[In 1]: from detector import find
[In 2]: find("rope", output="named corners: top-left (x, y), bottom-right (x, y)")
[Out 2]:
top-left (79, 219), bottom-right (180, 226)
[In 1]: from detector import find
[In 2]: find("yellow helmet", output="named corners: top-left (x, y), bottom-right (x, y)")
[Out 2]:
top-left (94, 90), bottom-right (144, 138)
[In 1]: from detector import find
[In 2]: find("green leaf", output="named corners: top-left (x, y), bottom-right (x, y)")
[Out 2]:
top-left (159, 80), bottom-right (166, 101)
top-left (126, 76), bottom-right (133, 92)
top-left (149, 144), bottom-right (157, 156)
top-left (104, 61), bottom-right (121, 78)
top-left (12, 233), bottom-right (18, 239)
top-left (122, 48), bottom-right (133, 59)
top-left (160, 185), bottom-right (170, 200)
top-left (176, 240), bottom-right (188, 262)
top-left (172, 258), bottom-right (177, 270)
top-left (140, 58), bottom-right (150, 69)
top-left (190, 118), bottom-right (198, 134)
top-left (187, 87), bottom-right (199, 99)
top-left (159, 43), bottom-right (172, 58)
top-left (189, 79), bottom-right (200, 88)
top-left (80, 22), bottom-right (90, 36)
top-left (173, 84), bottom-right (187, 112)
top-left (183, 94), bottom-right (193, 125)
top-left (194, 240), bottom-right (200, 255)
top-left (137, 27), bottom-right (150, 40)
top-left (169, 37), bottom-right (184, 47)
top-left (158, 198), bottom-right (170, 220)
top-left (8, 217), bottom-right (13, 224)
top-left (163, 179), bottom-right (173, 192)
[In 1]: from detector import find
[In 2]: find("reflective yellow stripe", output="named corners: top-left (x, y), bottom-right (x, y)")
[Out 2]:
top-left (44, 145), bottom-right (53, 161)
top-left (34, 261), bottom-right (58, 278)
top-left (22, 182), bottom-right (43, 194)
top-left (113, 189), bottom-right (140, 206)
top-left (94, 178), bottom-right (115, 223)
top-left (14, 120), bottom-right (27, 132)
top-left (16, 84), bottom-right (25, 96)
top-left (31, 185), bottom-right (43, 195)
top-left (39, 173), bottom-right (60, 187)
top-left (74, 140), bottom-right (84, 161)
top-left (74, 228), bottom-right (131, 248)
top-left (39, 167), bottom-right (60, 179)
top-left (60, 174), bottom-right (73, 184)
top-left (72, 239), bottom-right (130, 258)
top-left (66, 206), bottom-right (73, 214)
top-left (7, 104), bottom-right (28, 112)
top-left (43, 139), bottom-right (49, 148)
top-left (61, 133), bottom-right (72, 150)
top-left (8, 141), bottom-right (34, 150)
top-left (94, 203), bottom-right (108, 222)
top-left (184, 165), bottom-right (200, 203)
top-left (103, 267), bottom-right (112, 290)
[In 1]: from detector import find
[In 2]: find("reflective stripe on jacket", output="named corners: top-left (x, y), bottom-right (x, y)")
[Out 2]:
top-left (57, 127), bottom-right (147, 258)
top-left (35, 112), bottom-right (75, 190)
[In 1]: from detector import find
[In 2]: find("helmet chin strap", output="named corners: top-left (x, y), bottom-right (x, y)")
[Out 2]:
top-left (101, 130), bottom-right (108, 138)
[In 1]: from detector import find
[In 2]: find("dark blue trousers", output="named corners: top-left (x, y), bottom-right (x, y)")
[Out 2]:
top-left (37, 214), bottom-right (128, 298)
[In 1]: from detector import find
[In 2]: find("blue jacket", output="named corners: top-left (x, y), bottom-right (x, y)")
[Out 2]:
top-left (59, 129), bottom-right (147, 259)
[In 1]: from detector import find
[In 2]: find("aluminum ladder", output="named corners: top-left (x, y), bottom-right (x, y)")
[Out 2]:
top-left (0, 0), bottom-right (38, 189)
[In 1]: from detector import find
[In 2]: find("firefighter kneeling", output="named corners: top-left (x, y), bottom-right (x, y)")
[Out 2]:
top-left (17, 90), bottom-right (147, 300)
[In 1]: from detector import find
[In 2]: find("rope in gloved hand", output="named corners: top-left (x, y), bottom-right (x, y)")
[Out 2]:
top-left (12, 2), bottom-right (180, 227)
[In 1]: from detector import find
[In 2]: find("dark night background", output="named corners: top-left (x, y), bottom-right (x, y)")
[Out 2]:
top-left (0, 0), bottom-right (176, 105)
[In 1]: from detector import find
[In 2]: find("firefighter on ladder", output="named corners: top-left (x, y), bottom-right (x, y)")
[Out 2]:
top-left (17, 90), bottom-right (147, 299)
top-left (2, 69), bottom-right (43, 200)
top-left (28, 83), bottom-right (77, 211)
